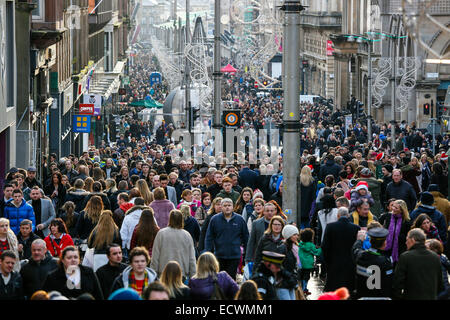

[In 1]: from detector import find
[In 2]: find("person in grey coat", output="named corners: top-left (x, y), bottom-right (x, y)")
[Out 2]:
top-left (245, 202), bottom-right (277, 264)
top-left (27, 187), bottom-right (56, 238)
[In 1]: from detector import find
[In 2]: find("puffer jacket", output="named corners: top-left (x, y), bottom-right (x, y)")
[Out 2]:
top-left (0, 271), bottom-right (23, 300)
top-left (4, 199), bottom-right (36, 234)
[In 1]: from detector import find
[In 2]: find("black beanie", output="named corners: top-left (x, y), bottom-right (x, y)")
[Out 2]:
top-left (383, 164), bottom-right (393, 173)
top-left (421, 192), bottom-right (434, 206)
top-left (428, 184), bottom-right (440, 192)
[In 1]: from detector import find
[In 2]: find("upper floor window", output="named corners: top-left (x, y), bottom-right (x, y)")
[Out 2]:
top-left (31, 0), bottom-right (44, 21)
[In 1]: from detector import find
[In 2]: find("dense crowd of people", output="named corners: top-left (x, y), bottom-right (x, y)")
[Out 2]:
top-left (0, 49), bottom-right (449, 301)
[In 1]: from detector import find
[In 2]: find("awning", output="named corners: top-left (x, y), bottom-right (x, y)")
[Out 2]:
top-left (88, 75), bottom-right (121, 100)
top-left (88, 60), bottom-right (126, 100)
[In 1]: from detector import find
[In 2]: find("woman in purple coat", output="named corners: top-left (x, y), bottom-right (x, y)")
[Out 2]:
top-left (188, 252), bottom-right (239, 300)
top-left (150, 187), bottom-right (176, 228)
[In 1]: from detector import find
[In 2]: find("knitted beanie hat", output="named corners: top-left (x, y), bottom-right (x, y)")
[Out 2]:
top-left (282, 224), bottom-right (299, 240)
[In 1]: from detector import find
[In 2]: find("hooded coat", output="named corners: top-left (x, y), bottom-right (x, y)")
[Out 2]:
top-left (409, 205), bottom-right (448, 245)
top-left (110, 265), bottom-right (158, 295)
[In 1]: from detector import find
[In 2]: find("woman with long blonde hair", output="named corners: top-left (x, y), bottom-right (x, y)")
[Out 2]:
top-left (136, 179), bottom-right (154, 205)
top-left (188, 252), bottom-right (238, 300)
top-left (0, 218), bottom-right (20, 271)
top-left (381, 199), bottom-right (411, 265)
top-left (161, 261), bottom-right (191, 299)
top-left (87, 210), bottom-right (121, 271)
top-left (300, 165), bottom-right (317, 228)
top-left (76, 195), bottom-right (104, 242)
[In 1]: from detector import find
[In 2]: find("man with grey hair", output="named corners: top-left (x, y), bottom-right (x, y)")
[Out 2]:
top-left (393, 228), bottom-right (443, 300)
top-left (321, 204), bottom-right (360, 292)
top-left (20, 239), bottom-right (58, 299)
top-left (205, 198), bottom-right (249, 280)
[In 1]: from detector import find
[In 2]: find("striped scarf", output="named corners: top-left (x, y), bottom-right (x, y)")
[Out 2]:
top-left (129, 271), bottom-right (149, 295)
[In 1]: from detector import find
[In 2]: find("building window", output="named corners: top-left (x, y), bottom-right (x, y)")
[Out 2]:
top-left (31, 0), bottom-right (44, 21)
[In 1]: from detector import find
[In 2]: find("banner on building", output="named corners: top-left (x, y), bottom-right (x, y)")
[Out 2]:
top-left (73, 115), bottom-right (91, 133)
top-left (83, 94), bottom-right (102, 115)
top-left (327, 40), bottom-right (334, 56)
top-left (79, 104), bottom-right (94, 115)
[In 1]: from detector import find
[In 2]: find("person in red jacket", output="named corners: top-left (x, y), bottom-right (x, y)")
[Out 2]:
top-left (44, 218), bottom-right (74, 257)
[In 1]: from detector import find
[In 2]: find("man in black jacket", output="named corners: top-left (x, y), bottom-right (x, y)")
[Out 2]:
top-left (96, 244), bottom-right (128, 299)
top-left (319, 154), bottom-right (342, 182)
top-left (385, 169), bottom-right (417, 212)
top-left (0, 251), bottom-right (23, 300)
top-left (393, 228), bottom-right (443, 300)
top-left (20, 239), bottom-right (58, 299)
top-left (322, 207), bottom-right (360, 292)
top-left (16, 220), bottom-right (41, 260)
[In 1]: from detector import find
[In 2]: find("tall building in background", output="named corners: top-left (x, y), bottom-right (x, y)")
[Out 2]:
top-left (0, 0), bottom-right (16, 191)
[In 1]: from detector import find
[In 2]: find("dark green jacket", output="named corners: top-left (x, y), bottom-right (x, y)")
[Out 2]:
top-left (216, 189), bottom-right (240, 205)
top-left (393, 243), bottom-right (443, 300)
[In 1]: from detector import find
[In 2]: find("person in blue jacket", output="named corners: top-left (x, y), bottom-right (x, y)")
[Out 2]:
top-left (4, 189), bottom-right (36, 235)
top-left (204, 198), bottom-right (249, 281)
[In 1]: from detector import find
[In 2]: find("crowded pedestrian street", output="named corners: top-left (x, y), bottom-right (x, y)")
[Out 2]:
top-left (0, 0), bottom-right (449, 305)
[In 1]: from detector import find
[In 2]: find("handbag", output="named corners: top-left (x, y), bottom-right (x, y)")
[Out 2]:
top-left (210, 275), bottom-right (227, 300)
top-left (82, 247), bottom-right (95, 268)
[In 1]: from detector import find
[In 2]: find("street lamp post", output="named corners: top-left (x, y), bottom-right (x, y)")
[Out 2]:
top-left (280, 1), bottom-right (304, 225)
top-left (367, 40), bottom-right (372, 141)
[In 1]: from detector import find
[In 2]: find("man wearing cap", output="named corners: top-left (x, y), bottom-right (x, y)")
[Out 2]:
top-left (25, 167), bottom-right (41, 190)
top-left (352, 227), bottom-right (393, 299)
top-left (251, 251), bottom-right (287, 300)
top-left (409, 192), bottom-right (447, 246)
top-left (375, 152), bottom-right (389, 180)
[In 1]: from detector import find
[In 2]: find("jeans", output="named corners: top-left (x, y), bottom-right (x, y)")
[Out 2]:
top-left (276, 288), bottom-right (296, 300)
top-left (218, 258), bottom-right (241, 280)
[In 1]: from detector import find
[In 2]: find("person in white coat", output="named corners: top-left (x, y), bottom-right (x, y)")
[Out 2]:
top-left (119, 198), bottom-right (146, 251)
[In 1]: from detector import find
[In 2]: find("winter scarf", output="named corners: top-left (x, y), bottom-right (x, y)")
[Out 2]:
top-left (129, 271), bottom-right (149, 296)
top-left (385, 213), bottom-right (403, 262)
top-left (351, 211), bottom-right (374, 227)
top-left (426, 225), bottom-right (441, 242)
